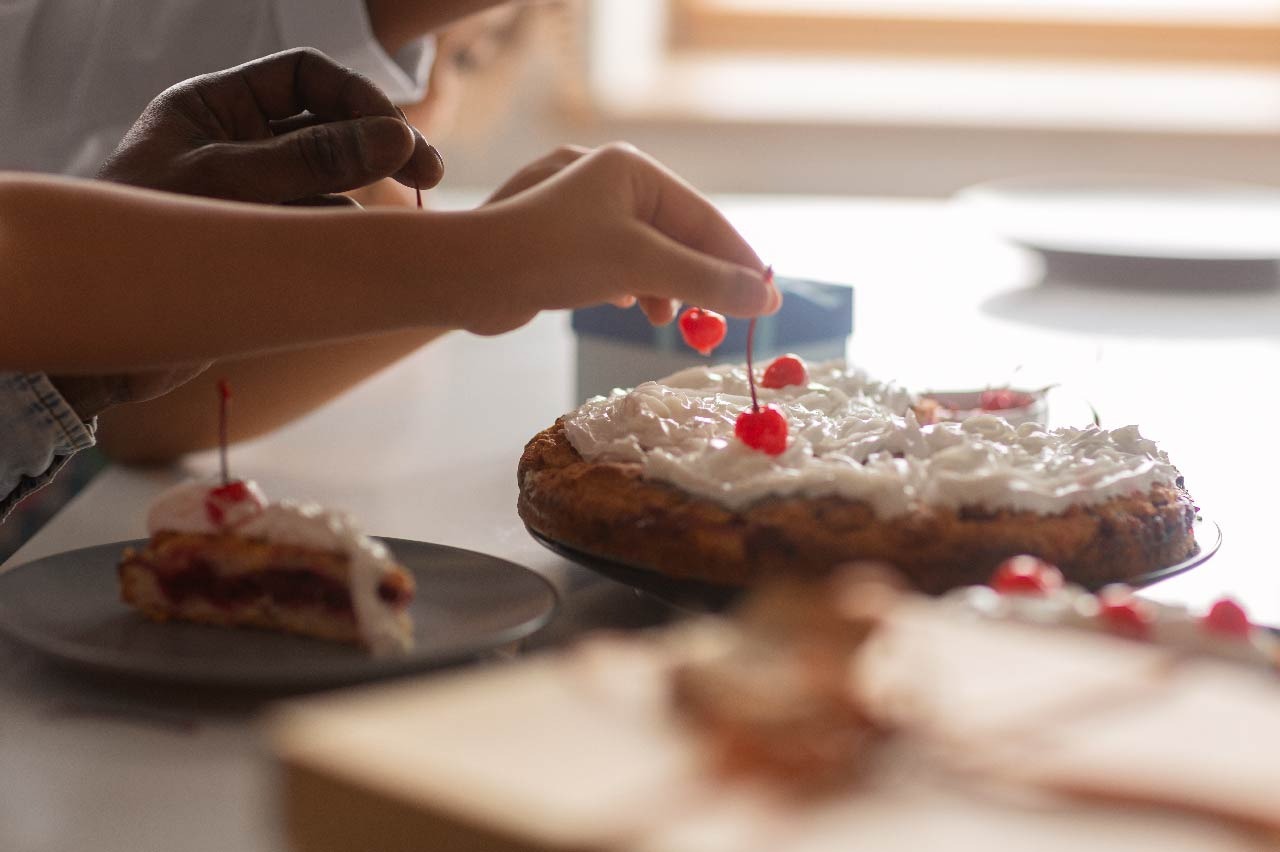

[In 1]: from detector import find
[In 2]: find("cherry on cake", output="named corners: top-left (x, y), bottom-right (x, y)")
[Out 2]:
top-left (118, 479), bottom-right (415, 654)
top-left (518, 359), bottom-right (1198, 592)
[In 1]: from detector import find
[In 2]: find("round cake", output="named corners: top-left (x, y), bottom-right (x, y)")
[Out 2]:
top-left (518, 361), bottom-right (1198, 593)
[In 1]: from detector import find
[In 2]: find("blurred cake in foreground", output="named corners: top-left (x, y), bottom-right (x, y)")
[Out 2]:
top-left (272, 566), bottom-right (1280, 852)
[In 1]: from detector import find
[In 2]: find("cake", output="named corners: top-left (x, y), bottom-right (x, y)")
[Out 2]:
top-left (673, 564), bottom-right (1278, 792)
top-left (518, 360), bottom-right (1197, 592)
top-left (272, 565), bottom-right (1280, 851)
top-left (118, 479), bottom-right (415, 654)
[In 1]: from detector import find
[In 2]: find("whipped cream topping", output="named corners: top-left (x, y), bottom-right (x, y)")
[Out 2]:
top-left (147, 480), bottom-right (411, 655)
top-left (564, 361), bottom-right (1180, 516)
top-left (146, 479), bottom-right (267, 536)
top-left (944, 584), bottom-right (1279, 669)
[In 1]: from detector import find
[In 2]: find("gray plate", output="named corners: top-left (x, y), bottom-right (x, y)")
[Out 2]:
top-left (0, 538), bottom-right (558, 689)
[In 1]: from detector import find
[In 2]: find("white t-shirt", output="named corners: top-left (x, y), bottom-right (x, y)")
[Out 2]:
top-left (0, 0), bottom-right (434, 176)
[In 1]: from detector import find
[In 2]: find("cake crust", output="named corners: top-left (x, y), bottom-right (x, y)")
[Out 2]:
top-left (517, 419), bottom-right (1199, 593)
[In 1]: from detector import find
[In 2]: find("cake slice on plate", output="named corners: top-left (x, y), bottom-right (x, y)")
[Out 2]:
top-left (118, 478), bottom-right (414, 654)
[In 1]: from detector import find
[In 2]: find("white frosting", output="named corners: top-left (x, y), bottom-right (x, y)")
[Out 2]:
top-left (146, 479), bottom-right (267, 536)
top-left (943, 584), bottom-right (1279, 669)
top-left (146, 480), bottom-right (411, 655)
top-left (564, 361), bottom-right (1180, 516)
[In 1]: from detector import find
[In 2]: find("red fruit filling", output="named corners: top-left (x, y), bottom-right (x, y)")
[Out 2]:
top-left (145, 558), bottom-right (411, 614)
top-left (761, 354), bottom-right (808, 389)
top-left (678, 307), bottom-right (728, 356)
top-left (153, 559), bottom-right (354, 614)
top-left (989, 555), bottom-right (1064, 595)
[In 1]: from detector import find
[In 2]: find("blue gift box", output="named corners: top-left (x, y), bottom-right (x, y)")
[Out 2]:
top-left (572, 276), bottom-right (854, 401)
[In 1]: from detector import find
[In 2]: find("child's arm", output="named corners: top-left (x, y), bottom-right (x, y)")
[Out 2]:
top-left (94, 329), bottom-right (445, 463)
top-left (0, 175), bottom-right (471, 372)
top-left (92, 146), bottom-right (584, 464)
top-left (15, 47), bottom-right (769, 464)
top-left (0, 144), bottom-right (771, 374)
top-left (90, 139), bottom-right (775, 464)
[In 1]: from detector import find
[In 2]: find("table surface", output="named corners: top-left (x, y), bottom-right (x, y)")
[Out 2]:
top-left (4, 195), bottom-right (1279, 852)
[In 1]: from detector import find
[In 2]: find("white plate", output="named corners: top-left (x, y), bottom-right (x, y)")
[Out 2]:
top-left (957, 173), bottom-right (1280, 261)
top-left (0, 539), bottom-right (558, 689)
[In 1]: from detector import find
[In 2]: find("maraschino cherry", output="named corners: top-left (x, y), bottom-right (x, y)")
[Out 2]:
top-left (678, 266), bottom-right (787, 453)
top-left (1097, 585), bottom-right (1153, 640)
top-left (204, 380), bottom-right (265, 526)
top-left (734, 298), bottom-right (789, 456)
top-left (735, 403), bottom-right (788, 455)
top-left (761, 354), bottom-right (808, 389)
top-left (989, 555), bottom-right (1064, 595)
top-left (678, 307), bottom-right (728, 356)
top-left (1202, 597), bottom-right (1252, 638)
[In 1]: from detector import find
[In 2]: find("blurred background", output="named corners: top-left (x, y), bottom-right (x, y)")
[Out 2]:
top-left (439, 0), bottom-right (1280, 195)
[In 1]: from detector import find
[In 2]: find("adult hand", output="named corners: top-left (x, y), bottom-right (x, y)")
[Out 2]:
top-left (463, 143), bottom-right (780, 335)
top-left (64, 48), bottom-right (447, 419)
top-left (98, 48), bottom-right (444, 204)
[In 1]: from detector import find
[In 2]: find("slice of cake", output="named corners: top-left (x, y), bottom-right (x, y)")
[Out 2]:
top-left (118, 479), bottom-right (414, 654)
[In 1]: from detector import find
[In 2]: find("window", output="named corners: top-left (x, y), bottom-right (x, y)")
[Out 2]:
top-left (581, 1), bottom-right (1280, 133)
top-left (564, 1), bottom-right (1280, 196)
top-left (671, 1), bottom-right (1280, 65)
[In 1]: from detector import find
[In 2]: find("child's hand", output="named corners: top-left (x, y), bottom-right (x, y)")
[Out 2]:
top-left (98, 48), bottom-right (444, 205)
top-left (463, 143), bottom-right (779, 335)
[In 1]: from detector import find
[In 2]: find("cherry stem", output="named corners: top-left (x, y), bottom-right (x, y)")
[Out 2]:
top-left (217, 379), bottom-right (231, 486)
top-left (395, 107), bottom-right (424, 210)
top-left (743, 264), bottom-right (773, 414)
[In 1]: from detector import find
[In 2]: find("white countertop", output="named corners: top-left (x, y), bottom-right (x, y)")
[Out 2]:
top-left (3, 195), bottom-right (1279, 852)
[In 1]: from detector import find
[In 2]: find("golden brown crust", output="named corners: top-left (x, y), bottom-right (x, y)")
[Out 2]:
top-left (517, 420), bottom-right (1199, 593)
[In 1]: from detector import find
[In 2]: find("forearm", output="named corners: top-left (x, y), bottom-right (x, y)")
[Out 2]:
top-left (95, 328), bottom-right (446, 463)
top-left (0, 174), bottom-right (499, 372)
top-left (365, 0), bottom-right (509, 55)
